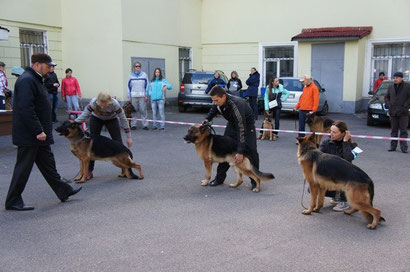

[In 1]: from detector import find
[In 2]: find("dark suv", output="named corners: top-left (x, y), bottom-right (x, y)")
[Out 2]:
top-left (367, 80), bottom-right (410, 126)
top-left (178, 70), bottom-right (228, 112)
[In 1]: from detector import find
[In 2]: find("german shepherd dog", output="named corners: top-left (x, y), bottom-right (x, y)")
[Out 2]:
top-left (4, 90), bottom-right (12, 110)
top-left (123, 101), bottom-right (136, 127)
top-left (306, 113), bottom-right (334, 146)
top-left (56, 120), bottom-right (144, 183)
top-left (296, 133), bottom-right (384, 229)
top-left (184, 124), bottom-right (274, 192)
top-left (258, 116), bottom-right (276, 141)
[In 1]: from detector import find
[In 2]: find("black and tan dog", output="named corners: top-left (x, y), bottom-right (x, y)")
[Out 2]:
top-left (297, 133), bottom-right (384, 229)
top-left (306, 113), bottom-right (334, 146)
top-left (258, 117), bottom-right (276, 141)
top-left (184, 124), bottom-right (274, 192)
top-left (56, 120), bottom-right (144, 183)
top-left (123, 101), bottom-right (136, 127)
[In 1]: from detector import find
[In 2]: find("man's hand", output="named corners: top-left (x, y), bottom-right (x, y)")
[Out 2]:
top-left (36, 132), bottom-right (47, 141)
top-left (235, 153), bottom-right (244, 164)
top-left (144, 96), bottom-right (148, 102)
top-left (53, 83), bottom-right (60, 87)
top-left (127, 138), bottom-right (133, 147)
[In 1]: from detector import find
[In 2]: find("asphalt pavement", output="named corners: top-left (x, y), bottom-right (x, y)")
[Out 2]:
top-left (0, 107), bottom-right (409, 272)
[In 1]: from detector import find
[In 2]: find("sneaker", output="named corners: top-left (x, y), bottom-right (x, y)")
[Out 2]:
top-left (143, 127), bottom-right (149, 130)
top-left (131, 126), bottom-right (137, 130)
top-left (333, 201), bottom-right (350, 212)
top-left (152, 127), bottom-right (158, 130)
top-left (330, 197), bottom-right (339, 205)
top-left (159, 128), bottom-right (165, 131)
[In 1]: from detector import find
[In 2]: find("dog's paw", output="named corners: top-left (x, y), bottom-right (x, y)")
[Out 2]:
top-left (229, 183), bottom-right (238, 188)
top-left (200, 180), bottom-right (209, 186)
top-left (252, 188), bottom-right (260, 193)
top-left (302, 210), bottom-right (312, 215)
top-left (313, 207), bottom-right (321, 213)
top-left (138, 176), bottom-right (144, 180)
top-left (366, 224), bottom-right (377, 230)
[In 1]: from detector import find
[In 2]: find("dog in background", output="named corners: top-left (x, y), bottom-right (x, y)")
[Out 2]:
top-left (56, 120), bottom-right (144, 183)
top-left (184, 124), bottom-right (274, 192)
top-left (123, 101), bottom-right (136, 127)
top-left (306, 113), bottom-right (334, 146)
top-left (296, 133), bottom-right (384, 229)
top-left (258, 117), bottom-right (276, 141)
top-left (4, 90), bottom-right (12, 110)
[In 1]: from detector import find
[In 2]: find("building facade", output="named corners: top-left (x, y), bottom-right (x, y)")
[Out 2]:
top-left (1, 0), bottom-right (409, 113)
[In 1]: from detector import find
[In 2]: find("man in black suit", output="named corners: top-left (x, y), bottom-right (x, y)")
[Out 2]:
top-left (5, 53), bottom-right (82, 211)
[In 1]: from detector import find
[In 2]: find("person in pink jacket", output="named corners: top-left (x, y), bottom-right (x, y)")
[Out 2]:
top-left (61, 68), bottom-right (81, 119)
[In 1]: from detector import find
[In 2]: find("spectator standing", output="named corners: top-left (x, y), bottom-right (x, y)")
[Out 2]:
top-left (128, 61), bottom-right (149, 130)
top-left (294, 75), bottom-right (319, 137)
top-left (319, 121), bottom-right (358, 211)
top-left (226, 71), bottom-right (243, 97)
top-left (75, 92), bottom-right (136, 180)
top-left (384, 72), bottom-right (410, 153)
top-left (205, 71), bottom-right (226, 94)
top-left (61, 68), bottom-right (81, 119)
top-left (5, 53), bottom-right (81, 211)
top-left (149, 68), bottom-right (172, 130)
top-left (11, 66), bottom-right (25, 77)
top-left (263, 77), bottom-right (290, 136)
top-left (245, 67), bottom-right (260, 120)
top-left (372, 72), bottom-right (388, 94)
top-left (44, 64), bottom-right (60, 122)
top-left (0, 61), bottom-right (10, 110)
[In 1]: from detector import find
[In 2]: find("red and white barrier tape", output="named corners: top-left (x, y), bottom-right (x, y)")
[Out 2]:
top-left (66, 111), bottom-right (410, 142)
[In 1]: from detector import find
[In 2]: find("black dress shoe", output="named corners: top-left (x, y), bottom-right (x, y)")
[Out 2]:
top-left (6, 204), bottom-right (35, 211)
top-left (402, 150), bottom-right (408, 153)
top-left (60, 187), bottom-right (82, 202)
top-left (209, 179), bottom-right (224, 186)
top-left (387, 148), bottom-right (396, 152)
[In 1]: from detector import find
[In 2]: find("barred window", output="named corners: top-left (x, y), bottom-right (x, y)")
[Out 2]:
top-left (179, 48), bottom-right (191, 83)
top-left (263, 46), bottom-right (295, 86)
top-left (19, 29), bottom-right (48, 68)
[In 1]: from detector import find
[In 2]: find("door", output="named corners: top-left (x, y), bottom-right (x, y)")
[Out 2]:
top-left (311, 43), bottom-right (344, 113)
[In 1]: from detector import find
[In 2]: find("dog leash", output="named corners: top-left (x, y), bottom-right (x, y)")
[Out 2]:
top-left (62, 170), bottom-right (81, 184)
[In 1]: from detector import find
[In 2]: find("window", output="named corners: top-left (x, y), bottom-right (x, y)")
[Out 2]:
top-left (179, 48), bottom-right (192, 83)
top-left (19, 29), bottom-right (48, 68)
top-left (371, 42), bottom-right (410, 90)
top-left (263, 46), bottom-right (294, 87)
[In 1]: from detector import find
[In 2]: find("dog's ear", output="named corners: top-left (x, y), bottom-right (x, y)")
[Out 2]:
top-left (296, 137), bottom-right (304, 145)
top-left (307, 132), bottom-right (316, 143)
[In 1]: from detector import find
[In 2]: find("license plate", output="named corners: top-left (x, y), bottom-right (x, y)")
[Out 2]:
top-left (191, 90), bottom-right (205, 95)
top-left (289, 94), bottom-right (295, 98)
top-left (372, 114), bottom-right (379, 119)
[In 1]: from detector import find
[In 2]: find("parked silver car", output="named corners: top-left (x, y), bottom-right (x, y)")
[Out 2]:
top-left (178, 70), bottom-right (228, 112)
top-left (280, 77), bottom-right (328, 115)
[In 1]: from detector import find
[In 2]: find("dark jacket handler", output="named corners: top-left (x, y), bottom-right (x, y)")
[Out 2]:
top-left (204, 86), bottom-right (260, 188)
top-left (44, 67), bottom-right (60, 122)
top-left (384, 72), bottom-right (410, 153)
top-left (5, 53), bottom-right (81, 211)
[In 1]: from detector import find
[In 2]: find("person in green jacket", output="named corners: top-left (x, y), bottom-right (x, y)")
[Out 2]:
top-left (263, 77), bottom-right (290, 136)
top-left (149, 68), bottom-right (172, 130)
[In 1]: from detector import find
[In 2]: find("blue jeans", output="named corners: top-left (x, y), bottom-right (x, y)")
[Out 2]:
top-left (151, 99), bottom-right (165, 129)
top-left (270, 107), bottom-right (281, 135)
top-left (49, 93), bottom-right (58, 122)
top-left (298, 110), bottom-right (309, 137)
top-left (66, 95), bottom-right (80, 119)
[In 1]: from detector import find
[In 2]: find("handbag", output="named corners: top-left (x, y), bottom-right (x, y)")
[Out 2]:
top-left (268, 99), bottom-right (278, 109)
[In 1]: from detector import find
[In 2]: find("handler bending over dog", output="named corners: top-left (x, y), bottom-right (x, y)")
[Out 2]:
top-left (203, 86), bottom-right (260, 190)
top-left (74, 92), bottom-right (138, 180)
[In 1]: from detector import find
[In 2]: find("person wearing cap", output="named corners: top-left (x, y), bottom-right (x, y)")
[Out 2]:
top-left (128, 61), bottom-right (150, 130)
top-left (384, 72), bottom-right (410, 153)
top-left (0, 61), bottom-right (10, 110)
top-left (44, 64), bottom-right (60, 122)
top-left (61, 68), bottom-right (82, 119)
top-left (294, 75), bottom-right (319, 137)
top-left (5, 53), bottom-right (81, 211)
top-left (11, 66), bottom-right (25, 77)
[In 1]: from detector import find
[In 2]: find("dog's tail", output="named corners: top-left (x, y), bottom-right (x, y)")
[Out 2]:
top-left (252, 165), bottom-right (275, 181)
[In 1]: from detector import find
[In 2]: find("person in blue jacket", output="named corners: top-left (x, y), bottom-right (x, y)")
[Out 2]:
top-left (149, 68), bottom-right (172, 130)
top-left (205, 71), bottom-right (225, 94)
top-left (245, 67), bottom-right (260, 120)
top-left (263, 77), bottom-right (290, 136)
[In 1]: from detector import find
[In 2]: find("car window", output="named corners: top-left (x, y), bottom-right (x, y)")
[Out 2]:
top-left (183, 73), bottom-right (214, 84)
top-left (376, 82), bottom-right (390, 96)
top-left (282, 79), bottom-right (304, 92)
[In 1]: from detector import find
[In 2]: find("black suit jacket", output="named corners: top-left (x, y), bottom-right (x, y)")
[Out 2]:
top-left (384, 82), bottom-right (410, 117)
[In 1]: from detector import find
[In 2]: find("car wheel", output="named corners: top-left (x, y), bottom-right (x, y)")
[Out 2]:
top-left (367, 115), bottom-right (375, 126)
top-left (178, 105), bottom-right (187, 113)
top-left (318, 102), bottom-right (329, 116)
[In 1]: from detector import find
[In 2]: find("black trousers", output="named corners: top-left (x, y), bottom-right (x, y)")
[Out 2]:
top-left (88, 115), bottom-right (123, 171)
top-left (247, 96), bottom-right (258, 120)
top-left (5, 145), bottom-right (73, 207)
top-left (390, 115), bottom-right (408, 151)
top-left (213, 123), bottom-right (260, 186)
